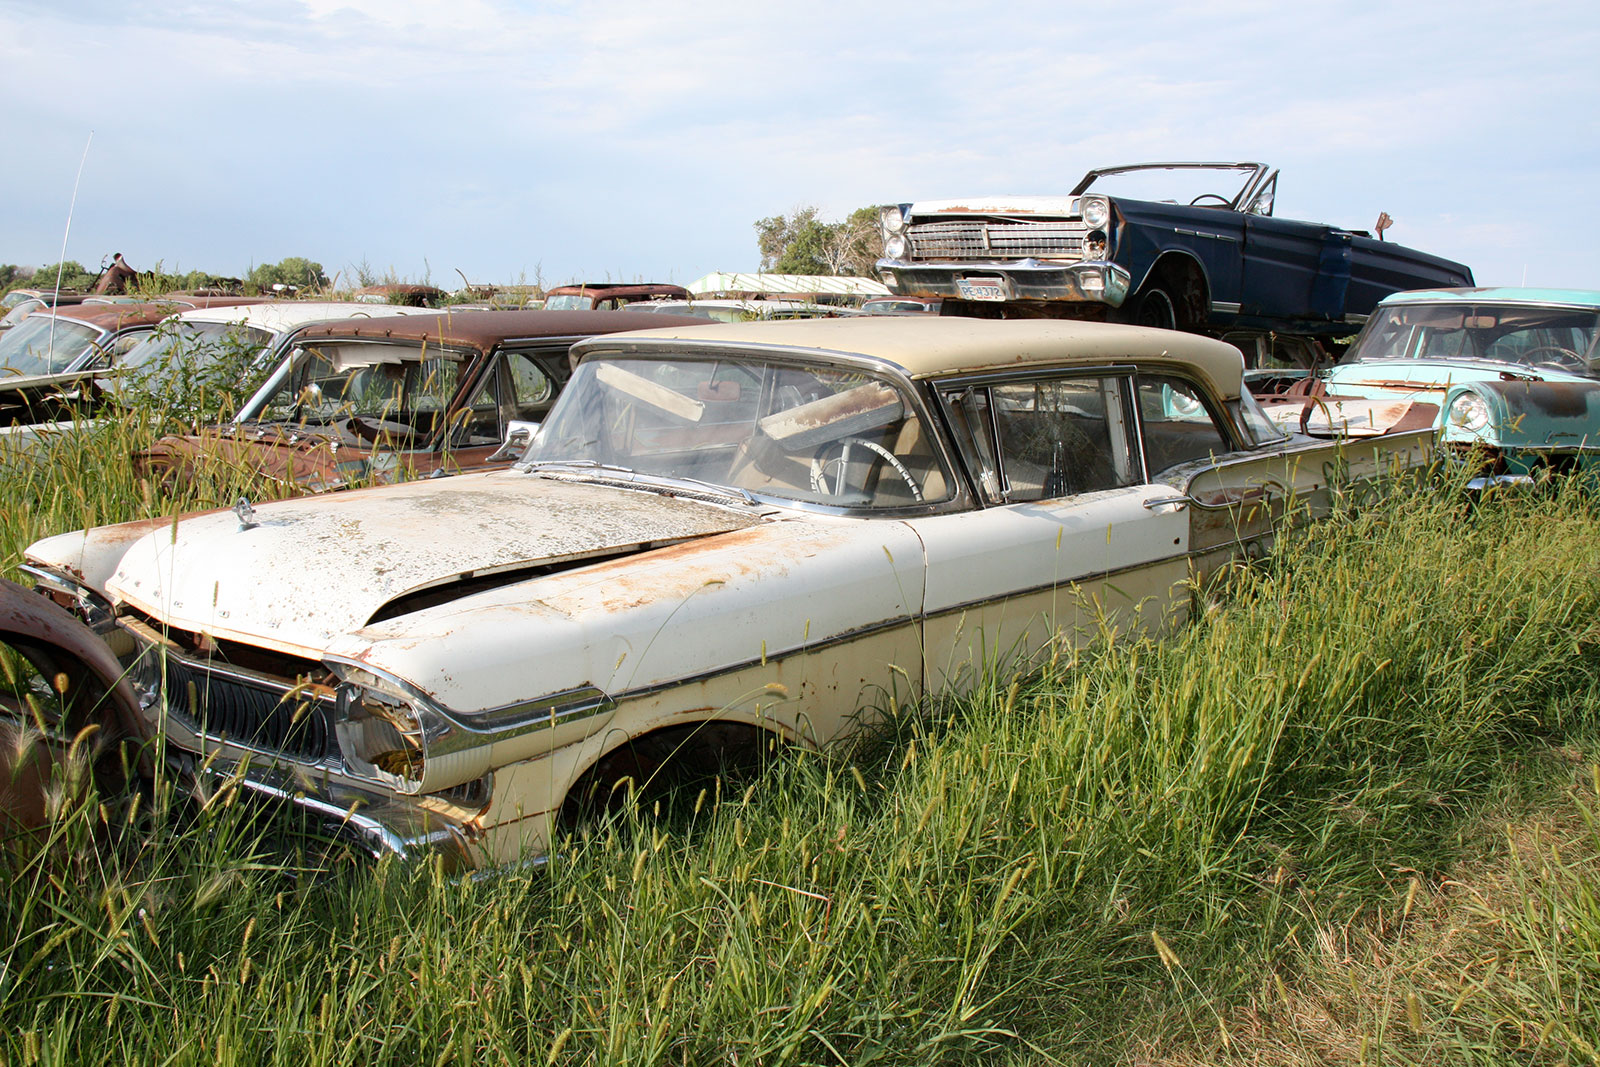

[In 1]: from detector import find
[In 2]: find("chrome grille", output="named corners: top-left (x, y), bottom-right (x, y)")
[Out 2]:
top-left (136, 652), bottom-right (338, 763)
top-left (908, 219), bottom-right (1088, 261)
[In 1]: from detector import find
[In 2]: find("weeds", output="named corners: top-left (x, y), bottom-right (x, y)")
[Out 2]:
top-left (2, 436), bottom-right (1599, 1062)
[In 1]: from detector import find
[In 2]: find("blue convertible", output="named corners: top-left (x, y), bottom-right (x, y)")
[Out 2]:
top-left (875, 161), bottom-right (1472, 342)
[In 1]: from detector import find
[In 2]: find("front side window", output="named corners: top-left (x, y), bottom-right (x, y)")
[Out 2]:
top-left (942, 374), bottom-right (1140, 503)
top-left (525, 355), bottom-right (951, 509)
top-left (1136, 375), bottom-right (1234, 474)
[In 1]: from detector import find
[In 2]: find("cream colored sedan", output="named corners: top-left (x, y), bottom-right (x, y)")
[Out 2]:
top-left (25, 318), bottom-right (1431, 866)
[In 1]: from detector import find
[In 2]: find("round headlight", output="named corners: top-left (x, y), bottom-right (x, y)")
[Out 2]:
top-left (884, 234), bottom-right (908, 260)
top-left (879, 204), bottom-right (908, 236)
top-left (1079, 196), bottom-right (1111, 229)
top-left (1447, 392), bottom-right (1492, 435)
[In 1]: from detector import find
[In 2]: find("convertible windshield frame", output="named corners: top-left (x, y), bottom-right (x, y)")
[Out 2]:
top-left (520, 342), bottom-right (970, 516)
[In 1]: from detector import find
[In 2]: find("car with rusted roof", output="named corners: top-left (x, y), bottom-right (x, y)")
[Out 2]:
top-left (25, 317), bottom-right (1431, 867)
top-left (135, 308), bottom-right (715, 492)
top-left (877, 161), bottom-right (1473, 343)
top-left (0, 300), bottom-right (264, 433)
top-left (542, 282), bottom-right (691, 311)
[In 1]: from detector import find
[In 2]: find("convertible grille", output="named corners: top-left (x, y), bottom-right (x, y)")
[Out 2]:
top-left (134, 650), bottom-right (339, 764)
top-left (907, 219), bottom-right (1088, 261)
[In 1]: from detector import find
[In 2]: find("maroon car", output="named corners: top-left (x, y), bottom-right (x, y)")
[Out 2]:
top-left (137, 308), bottom-right (716, 492)
top-left (542, 282), bottom-right (691, 311)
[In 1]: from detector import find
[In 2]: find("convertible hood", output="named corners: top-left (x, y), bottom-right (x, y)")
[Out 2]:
top-left (908, 195), bottom-right (1084, 217)
top-left (106, 473), bottom-right (762, 657)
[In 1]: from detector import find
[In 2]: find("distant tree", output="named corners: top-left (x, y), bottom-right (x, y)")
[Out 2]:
top-left (247, 257), bottom-right (329, 293)
top-left (24, 261), bottom-right (96, 291)
top-left (754, 205), bottom-right (884, 276)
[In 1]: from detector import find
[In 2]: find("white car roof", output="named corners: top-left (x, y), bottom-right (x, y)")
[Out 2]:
top-left (165, 301), bottom-right (440, 336)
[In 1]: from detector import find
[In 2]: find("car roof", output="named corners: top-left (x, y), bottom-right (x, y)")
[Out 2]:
top-left (1379, 286), bottom-right (1600, 310)
top-left (167, 301), bottom-right (444, 333)
top-left (575, 317), bottom-right (1247, 400)
top-left (295, 309), bottom-right (721, 349)
top-left (45, 302), bottom-right (195, 331)
top-left (545, 283), bottom-right (691, 298)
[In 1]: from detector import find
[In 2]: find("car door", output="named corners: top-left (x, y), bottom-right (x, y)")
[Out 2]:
top-left (907, 367), bottom-right (1193, 693)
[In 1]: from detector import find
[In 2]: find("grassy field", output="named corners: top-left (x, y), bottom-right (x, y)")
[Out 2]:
top-left (2, 418), bottom-right (1598, 1065)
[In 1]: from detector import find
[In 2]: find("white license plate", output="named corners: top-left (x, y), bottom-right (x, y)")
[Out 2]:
top-left (956, 277), bottom-right (1007, 301)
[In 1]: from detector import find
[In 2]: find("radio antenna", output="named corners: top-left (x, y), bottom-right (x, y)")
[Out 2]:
top-left (48, 130), bottom-right (94, 361)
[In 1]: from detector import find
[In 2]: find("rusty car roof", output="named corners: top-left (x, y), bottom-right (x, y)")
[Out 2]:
top-left (544, 282), bottom-right (691, 298)
top-left (573, 317), bottom-right (1248, 400)
top-left (294, 309), bottom-right (718, 350)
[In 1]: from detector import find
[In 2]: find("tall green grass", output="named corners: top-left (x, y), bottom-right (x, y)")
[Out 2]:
top-left (3, 429), bottom-right (1600, 1063)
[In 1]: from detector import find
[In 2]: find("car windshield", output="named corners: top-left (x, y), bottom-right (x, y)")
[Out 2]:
top-left (0, 316), bottom-right (101, 376)
top-left (244, 340), bottom-right (491, 446)
top-left (0, 301), bottom-right (45, 329)
top-left (1345, 303), bottom-right (1600, 373)
top-left (522, 354), bottom-right (952, 509)
top-left (118, 321), bottom-right (272, 374)
top-left (1079, 164), bottom-right (1259, 208)
top-left (542, 294), bottom-right (594, 311)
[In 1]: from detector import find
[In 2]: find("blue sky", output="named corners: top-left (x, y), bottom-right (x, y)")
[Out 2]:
top-left (3, 0), bottom-right (1597, 290)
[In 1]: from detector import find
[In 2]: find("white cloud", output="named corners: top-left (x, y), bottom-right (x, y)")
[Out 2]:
top-left (1, 0), bottom-right (1597, 285)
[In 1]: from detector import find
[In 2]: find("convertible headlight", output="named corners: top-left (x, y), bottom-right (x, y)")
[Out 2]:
top-left (879, 204), bottom-right (908, 237)
top-left (1446, 392), bottom-right (1492, 436)
top-left (1078, 195), bottom-right (1111, 230)
top-left (883, 234), bottom-right (908, 260)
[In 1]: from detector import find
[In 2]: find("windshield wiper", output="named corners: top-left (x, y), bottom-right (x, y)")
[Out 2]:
top-left (522, 460), bottom-right (756, 505)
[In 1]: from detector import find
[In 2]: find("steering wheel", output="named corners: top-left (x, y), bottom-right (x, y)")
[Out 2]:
top-left (1518, 344), bottom-right (1583, 366)
top-left (345, 415), bottom-right (419, 446)
top-left (810, 437), bottom-right (922, 502)
top-left (1188, 194), bottom-right (1232, 207)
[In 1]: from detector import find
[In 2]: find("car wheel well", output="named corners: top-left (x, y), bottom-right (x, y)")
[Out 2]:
top-left (1136, 253), bottom-right (1210, 332)
top-left (558, 719), bottom-right (788, 831)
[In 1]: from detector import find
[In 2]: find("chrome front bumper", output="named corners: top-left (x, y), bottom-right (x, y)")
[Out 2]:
top-left (875, 258), bottom-right (1132, 306)
top-left (192, 754), bottom-right (481, 868)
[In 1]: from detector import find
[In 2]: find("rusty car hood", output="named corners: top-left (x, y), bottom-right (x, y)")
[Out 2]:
top-left (104, 472), bottom-right (763, 657)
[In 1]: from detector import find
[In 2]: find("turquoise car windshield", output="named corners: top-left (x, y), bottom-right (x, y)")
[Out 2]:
top-left (1347, 303), bottom-right (1600, 373)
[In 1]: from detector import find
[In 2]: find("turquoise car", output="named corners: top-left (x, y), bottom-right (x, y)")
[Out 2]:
top-left (1265, 288), bottom-right (1600, 487)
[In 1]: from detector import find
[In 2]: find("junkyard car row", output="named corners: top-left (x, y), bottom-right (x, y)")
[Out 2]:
top-left (4, 161), bottom-right (1595, 867)
top-left (23, 318), bottom-right (1430, 865)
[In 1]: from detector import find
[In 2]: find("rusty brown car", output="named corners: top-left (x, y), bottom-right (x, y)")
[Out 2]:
top-left (136, 308), bottom-right (716, 492)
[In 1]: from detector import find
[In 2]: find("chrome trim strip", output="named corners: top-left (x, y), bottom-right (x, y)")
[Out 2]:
top-left (1211, 301), bottom-right (1243, 314)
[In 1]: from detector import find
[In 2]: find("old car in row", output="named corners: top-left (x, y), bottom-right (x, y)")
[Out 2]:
top-left (0, 576), bottom-right (144, 837)
top-left (876, 161), bottom-right (1473, 343)
top-left (541, 282), bottom-right (691, 310)
top-left (0, 300), bottom-right (261, 447)
top-left (0, 301), bottom-right (441, 461)
top-left (1255, 287), bottom-right (1600, 486)
top-left (24, 317), bottom-right (1432, 867)
top-left (136, 309), bottom-right (714, 492)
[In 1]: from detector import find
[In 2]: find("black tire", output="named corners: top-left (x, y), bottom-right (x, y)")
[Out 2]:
top-left (1132, 285), bottom-right (1178, 331)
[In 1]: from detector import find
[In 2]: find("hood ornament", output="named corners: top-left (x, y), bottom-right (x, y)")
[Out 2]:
top-left (233, 496), bottom-right (258, 531)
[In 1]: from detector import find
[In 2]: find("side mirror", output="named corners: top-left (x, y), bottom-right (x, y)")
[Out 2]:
top-left (488, 419), bottom-right (540, 462)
